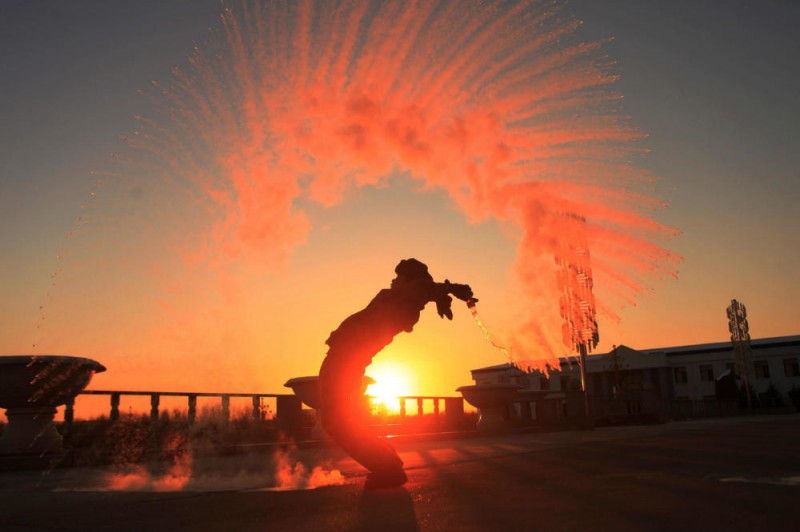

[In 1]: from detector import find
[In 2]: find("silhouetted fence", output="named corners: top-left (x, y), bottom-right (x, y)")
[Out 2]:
top-left (72, 390), bottom-right (296, 427)
top-left (396, 396), bottom-right (465, 421)
top-left (69, 390), bottom-right (468, 434)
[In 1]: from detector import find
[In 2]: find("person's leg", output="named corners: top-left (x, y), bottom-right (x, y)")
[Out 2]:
top-left (319, 357), bottom-right (406, 486)
top-left (322, 407), bottom-right (406, 488)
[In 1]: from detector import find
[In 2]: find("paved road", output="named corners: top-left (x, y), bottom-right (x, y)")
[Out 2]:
top-left (1, 415), bottom-right (798, 531)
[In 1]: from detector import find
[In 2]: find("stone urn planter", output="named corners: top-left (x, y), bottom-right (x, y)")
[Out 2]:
top-left (0, 355), bottom-right (106, 455)
top-left (457, 383), bottom-right (521, 431)
top-left (284, 375), bottom-right (375, 439)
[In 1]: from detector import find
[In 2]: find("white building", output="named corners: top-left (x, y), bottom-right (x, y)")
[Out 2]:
top-left (468, 335), bottom-right (800, 422)
top-left (641, 335), bottom-right (800, 403)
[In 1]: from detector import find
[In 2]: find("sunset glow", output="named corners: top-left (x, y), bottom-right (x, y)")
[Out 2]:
top-left (2, 0), bottom-right (797, 413)
top-left (367, 361), bottom-right (413, 413)
top-left (74, 0), bottom-right (679, 374)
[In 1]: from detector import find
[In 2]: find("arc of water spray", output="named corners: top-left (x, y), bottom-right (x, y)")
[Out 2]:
top-left (45, 0), bottom-right (681, 373)
top-left (466, 299), bottom-right (514, 364)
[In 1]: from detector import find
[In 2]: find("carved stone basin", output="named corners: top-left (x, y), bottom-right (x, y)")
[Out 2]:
top-left (0, 355), bottom-right (106, 455)
top-left (457, 383), bottom-right (521, 430)
top-left (284, 375), bottom-right (375, 439)
top-left (283, 375), bottom-right (375, 409)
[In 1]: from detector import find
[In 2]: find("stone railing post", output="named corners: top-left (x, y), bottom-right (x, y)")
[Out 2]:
top-left (110, 392), bottom-right (120, 421)
top-left (150, 393), bottom-right (160, 421)
top-left (188, 395), bottom-right (197, 424)
top-left (221, 395), bottom-right (230, 421)
top-left (252, 395), bottom-right (261, 420)
top-left (417, 397), bottom-right (424, 417)
top-left (433, 398), bottom-right (440, 423)
top-left (63, 398), bottom-right (75, 433)
top-left (399, 397), bottom-right (406, 419)
top-left (445, 397), bottom-right (464, 427)
top-left (276, 395), bottom-right (303, 435)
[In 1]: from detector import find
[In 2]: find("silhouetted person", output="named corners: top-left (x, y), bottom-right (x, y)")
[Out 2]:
top-left (318, 258), bottom-right (474, 489)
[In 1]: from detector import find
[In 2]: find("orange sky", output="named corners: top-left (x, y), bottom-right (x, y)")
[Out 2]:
top-left (13, 180), bottom-right (795, 406)
top-left (1, 1), bottom-right (798, 421)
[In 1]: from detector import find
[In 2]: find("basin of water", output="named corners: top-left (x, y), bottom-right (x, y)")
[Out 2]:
top-left (284, 375), bottom-right (376, 409)
top-left (457, 383), bottom-right (521, 431)
top-left (0, 355), bottom-right (106, 456)
top-left (284, 375), bottom-right (375, 439)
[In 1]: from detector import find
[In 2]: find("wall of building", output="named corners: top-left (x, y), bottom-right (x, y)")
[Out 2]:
top-left (661, 341), bottom-right (800, 403)
top-left (468, 336), bottom-right (800, 406)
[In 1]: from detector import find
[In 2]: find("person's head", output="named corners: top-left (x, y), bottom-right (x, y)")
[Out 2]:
top-left (392, 258), bottom-right (433, 287)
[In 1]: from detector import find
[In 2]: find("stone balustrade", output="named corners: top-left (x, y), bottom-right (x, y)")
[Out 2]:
top-left (66, 390), bottom-right (468, 434)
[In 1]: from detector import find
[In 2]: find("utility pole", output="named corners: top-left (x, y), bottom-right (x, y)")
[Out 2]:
top-left (726, 299), bottom-right (753, 410)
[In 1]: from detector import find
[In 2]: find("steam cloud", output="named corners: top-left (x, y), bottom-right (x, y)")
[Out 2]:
top-left (99, 445), bottom-right (344, 492)
top-left (113, 0), bottom-right (679, 367)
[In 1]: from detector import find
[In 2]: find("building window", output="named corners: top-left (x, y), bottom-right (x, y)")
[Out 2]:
top-left (784, 358), bottom-right (800, 378)
top-left (674, 367), bottom-right (688, 384)
top-left (539, 376), bottom-right (550, 390)
top-left (699, 364), bottom-right (714, 382)
top-left (754, 360), bottom-right (770, 379)
top-left (559, 376), bottom-right (570, 391)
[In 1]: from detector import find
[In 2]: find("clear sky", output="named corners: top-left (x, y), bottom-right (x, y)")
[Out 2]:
top-left (1, 0), bottom-right (798, 404)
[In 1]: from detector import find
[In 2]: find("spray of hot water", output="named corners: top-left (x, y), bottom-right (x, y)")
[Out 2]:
top-left (466, 299), bottom-right (514, 364)
top-left (38, 0), bottom-right (680, 373)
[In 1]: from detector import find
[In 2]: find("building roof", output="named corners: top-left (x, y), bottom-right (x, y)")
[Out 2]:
top-left (470, 363), bottom-right (519, 374)
top-left (472, 335), bottom-right (800, 374)
top-left (560, 335), bottom-right (800, 362)
top-left (557, 344), bottom-right (644, 367)
top-left (640, 335), bottom-right (800, 356)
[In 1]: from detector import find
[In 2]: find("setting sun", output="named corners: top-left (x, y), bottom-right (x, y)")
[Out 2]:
top-left (366, 362), bottom-right (413, 413)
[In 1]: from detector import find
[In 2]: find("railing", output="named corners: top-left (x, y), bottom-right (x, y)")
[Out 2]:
top-left (65, 390), bottom-right (796, 436)
top-left (373, 396), bottom-right (469, 433)
top-left (70, 390), bottom-right (297, 428)
top-left (68, 390), bottom-right (469, 433)
top-left (396, 396), bottom-right (465, 420)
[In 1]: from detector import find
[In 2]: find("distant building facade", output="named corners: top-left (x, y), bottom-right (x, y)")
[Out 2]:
top-left (468, 335), bottom-right (800, 422)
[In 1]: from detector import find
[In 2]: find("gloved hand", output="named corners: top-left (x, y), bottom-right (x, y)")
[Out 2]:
top-left (443, 280), bottom-right (475, 303)
top-left (436, 294), bottom-right (454, 320)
